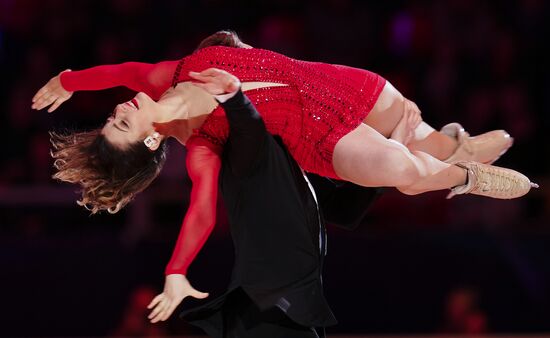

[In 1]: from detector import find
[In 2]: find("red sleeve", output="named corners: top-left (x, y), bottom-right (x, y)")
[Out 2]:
top-left (59, 61), bottom-right (179, 100)
top-left (165, 136), bottom-right (223, 275)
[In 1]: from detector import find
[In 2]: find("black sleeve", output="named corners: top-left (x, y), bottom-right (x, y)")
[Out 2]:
top-left (220, 89), bottom-right (267, 177)
top-left (306, 174), bottom-right (384, 231)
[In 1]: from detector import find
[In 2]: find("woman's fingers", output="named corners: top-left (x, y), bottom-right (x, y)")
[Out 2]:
top-left (48, 97), bottom-right (65, 113)
top-left (411, 108), bottom-right (422, 127)
top-left (148, 301), bottom-right (166, 321)
top-left (151, 299), bottom-right (174, 323)
top-left (32, 86), bottom-right (49, 103)
top-left (33, 94), bottom-right (55, 110)
top-left (404, 99), bottom-right (422, 127)
top-left (32, 72), bottom-right (72, 110)
top-left (39, 94), bottom-right (59, 110)
top-left (409, 111), bottom-right (420, 124)
top-left (33, 90), bottom-right (63, 110)
top-left (150, 307), bottom-right (166, 323)
top-left (31, 93), bottom-right (47, 109)
top-left (153, 292), bottom-right (205, 322)
top-left (147, 294), bottom-right (163, 309)
top-left (413, 114), bottom-right (421, 126)
top-left (32, 78), bottom-right (58, 105)
top-left (156, 293), bottom-right (188, 322)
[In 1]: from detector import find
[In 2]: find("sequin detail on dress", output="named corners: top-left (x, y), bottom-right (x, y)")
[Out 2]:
top-left (176, 46), bottom-right (386, 179)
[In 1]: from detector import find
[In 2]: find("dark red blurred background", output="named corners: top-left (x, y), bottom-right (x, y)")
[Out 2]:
top-left (1, 0), bottom-right (549, 336)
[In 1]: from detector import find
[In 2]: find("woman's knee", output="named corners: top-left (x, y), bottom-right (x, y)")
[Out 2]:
top-left (385, 144), bottom-right (422, 188)
top-left (393, 161), bottom-right (421, 188)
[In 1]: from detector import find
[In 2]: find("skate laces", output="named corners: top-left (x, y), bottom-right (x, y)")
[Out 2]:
top-left (471, 163), bottom-right (516, 197)
top-left (449, 161), bottom-right (536, 200)
top-left (466, 161), bottom-right (534, 199)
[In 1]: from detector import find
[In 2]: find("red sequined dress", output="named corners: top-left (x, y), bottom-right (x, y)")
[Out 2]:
top-left (60, 46), bottom-right (386, 275)
top-left (174, 46), bottom-right (386, 178)
top-left (61, 46), bottom-right (386, 178)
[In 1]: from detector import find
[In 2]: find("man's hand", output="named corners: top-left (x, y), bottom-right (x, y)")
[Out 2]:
top-left (32, 69), bottom-right (73, 112)
top-left (147, 274), bottom-right (208, 323)
top-left (188, 68), bottom-right (241, 96)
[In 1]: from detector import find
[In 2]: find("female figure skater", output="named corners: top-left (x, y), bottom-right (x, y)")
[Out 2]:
top-left (32, 31), bottom-right (533, 213)
top-left (32, 32), bottom-right (537, 321)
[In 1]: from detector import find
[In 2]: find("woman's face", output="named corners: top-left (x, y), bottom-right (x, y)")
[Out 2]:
top-left (102, 92), bottom-right (158, 149)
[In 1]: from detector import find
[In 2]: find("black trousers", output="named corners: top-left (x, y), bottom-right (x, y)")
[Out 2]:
top-left (222, 289), bottom-right (319, 338)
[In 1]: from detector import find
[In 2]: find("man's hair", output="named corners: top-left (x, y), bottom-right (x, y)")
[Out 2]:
top-left (196, 30), bottom-right (248, 50)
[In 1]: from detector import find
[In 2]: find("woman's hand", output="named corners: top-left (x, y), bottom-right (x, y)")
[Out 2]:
top-left (188, 68), bottom-right (241, 96)
top-left (390, 98), bottom-right (422, 145)
top-left (32, 69), bottom-right (73, 112)
top-left (147, 274), bottom-right (208, 323)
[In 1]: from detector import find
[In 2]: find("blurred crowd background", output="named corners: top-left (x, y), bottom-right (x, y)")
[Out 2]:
top-left (1, 0), bottom-right (549, 336)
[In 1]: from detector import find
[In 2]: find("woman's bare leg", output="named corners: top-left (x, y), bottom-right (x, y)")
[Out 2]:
top-left (362, 81), bottom-right (405, 138)
top-left (408, 128), bottom-right (459, 160)
top-left (332, 123), bottom-right (467, 195)
top-left (363, 81), bottom-right (458, 160)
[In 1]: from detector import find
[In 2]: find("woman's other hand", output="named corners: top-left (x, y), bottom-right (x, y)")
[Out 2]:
top-left (32, 69), bottom-right (73, 112)
top-left (147, 274), bottom-right (208, 323)
top-left (390, 98), bottom-right (422, 145)
top-left (188, 68), bottom-right (241, 96)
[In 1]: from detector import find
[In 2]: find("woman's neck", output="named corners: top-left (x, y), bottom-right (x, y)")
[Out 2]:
top-left (155, 83), bottom-right (218, 123)
top-left (155, 81), bottom-right (289, 123)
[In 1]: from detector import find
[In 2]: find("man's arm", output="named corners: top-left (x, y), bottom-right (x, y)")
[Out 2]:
top-left (189, 68), bottom-right (267, 177)
top-left (220, 90), bottom-right (267, 176)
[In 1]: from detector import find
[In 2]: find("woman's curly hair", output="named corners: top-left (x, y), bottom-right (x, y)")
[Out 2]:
top-left (50, 130), bottom-right (167, 214)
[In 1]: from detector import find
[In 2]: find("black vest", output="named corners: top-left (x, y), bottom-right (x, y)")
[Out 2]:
top-left (219, 134), bottom-right (336, 327)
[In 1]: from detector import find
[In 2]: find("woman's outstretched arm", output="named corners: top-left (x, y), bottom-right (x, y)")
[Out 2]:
top-left (147, 136), bottom-right (221, 324)
top-left (33, 46), bottom-right (256, 112)
top-left (32, 60), bottom-right (178, 111)
top-left (164, 137), bottom-right (222, 275)
top-left (59, 61), bottom-right (178, 98)
top-left (148, 68), bottom-right (251, 323)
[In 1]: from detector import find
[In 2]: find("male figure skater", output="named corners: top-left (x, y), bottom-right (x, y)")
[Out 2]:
top-left (152, 68), bottom-right (382, 337)
top-left (181, 68), bottom-right (334, 337)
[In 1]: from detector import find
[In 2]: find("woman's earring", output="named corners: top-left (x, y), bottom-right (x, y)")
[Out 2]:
top-left (144, 132), bottom-right (160, 149)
